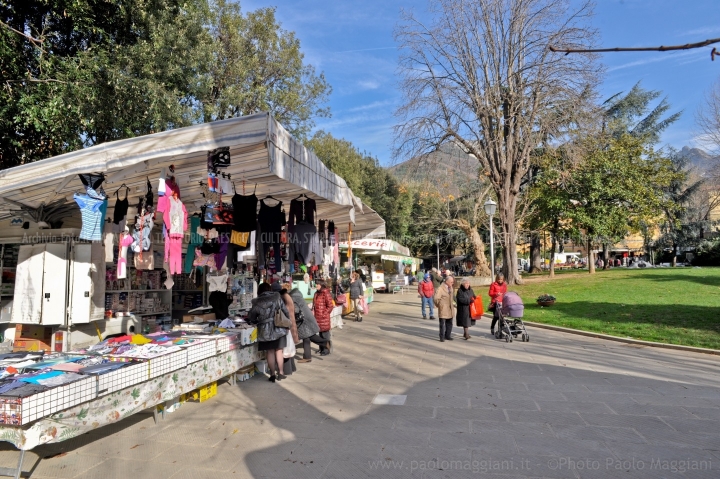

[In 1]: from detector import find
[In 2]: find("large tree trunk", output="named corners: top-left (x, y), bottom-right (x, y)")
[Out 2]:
top-left (549, 233), bottom-right (557, 278)
top-left (498, 193), bottom-right (521, 285)
top-left (602, 243), bottom-right (609, 270)
top-left (451, 219), bottom-right (491, 277)
top-left (529, 232), bottom-right (543, 273)
top-left (587, 237), bottom-right (595, 274)
top-left (672, 244), bottom-right (678, 267)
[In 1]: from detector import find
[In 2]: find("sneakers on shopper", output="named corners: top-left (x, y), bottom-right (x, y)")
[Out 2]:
top-left (430, 316), bottom-right (436, 319)
top-left (297, 358), bottom-right (312, 363)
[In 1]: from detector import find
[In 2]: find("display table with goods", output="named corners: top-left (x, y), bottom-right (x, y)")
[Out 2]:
top-left (0, 325), bottom-right (259, 477)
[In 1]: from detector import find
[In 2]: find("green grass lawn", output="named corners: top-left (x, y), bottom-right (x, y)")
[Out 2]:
top-left (511, 267), bottom-right (720, 350)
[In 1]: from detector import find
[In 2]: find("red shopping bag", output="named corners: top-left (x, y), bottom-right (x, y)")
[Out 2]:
top-left (470, 296), bottom-right (484, 319)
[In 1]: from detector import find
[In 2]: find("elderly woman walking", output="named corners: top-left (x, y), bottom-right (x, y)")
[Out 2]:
top-left (456, 277), bottom-right (476, 340)
top-left (247, 282), bottom-right (291, 382)
top-left (433, 275), bottom-right (455, 342)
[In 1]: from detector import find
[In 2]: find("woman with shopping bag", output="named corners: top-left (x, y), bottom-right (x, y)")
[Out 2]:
top-left (247, 282), bottom-right (291, 383)
top-left (273, 282), bottom-right (298, 376)
top-left (455, 277), bottom-right (476, 340)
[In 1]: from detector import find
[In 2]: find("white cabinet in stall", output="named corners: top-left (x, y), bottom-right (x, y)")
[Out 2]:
top-left (68, 242), bottom-right (105, 324)
top-left (11, 242), bottom-right (105, 325)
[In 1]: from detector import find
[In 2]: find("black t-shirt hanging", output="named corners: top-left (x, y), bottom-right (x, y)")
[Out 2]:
top-left (207, 147), bottom-right (231, 170)
top-left (232, 193), bottom-right (258, 232)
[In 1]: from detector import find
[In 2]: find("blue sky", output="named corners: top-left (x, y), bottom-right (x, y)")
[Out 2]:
top-left (243, 0), bottom-right (720, 165)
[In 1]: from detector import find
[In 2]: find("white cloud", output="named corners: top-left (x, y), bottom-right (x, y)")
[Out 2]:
top-left (357, 79), bottom-right (381, 90)
top-left (680, 26), bottom-right (720, 37)
top-left (348, 100), bottom-right (395, 112)
top-left (606, 50), bottom-right (699, 72)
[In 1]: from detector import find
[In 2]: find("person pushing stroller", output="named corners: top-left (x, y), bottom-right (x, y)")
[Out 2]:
top-left (488, 273), bottom-right (507, 337)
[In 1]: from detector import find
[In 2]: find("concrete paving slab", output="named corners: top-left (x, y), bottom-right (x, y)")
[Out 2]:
top-left (7, 295), bottom-right (720, 479)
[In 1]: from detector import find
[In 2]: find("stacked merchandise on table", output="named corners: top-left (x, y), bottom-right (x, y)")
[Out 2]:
top-left (0, 328), bottom-right (256, 426)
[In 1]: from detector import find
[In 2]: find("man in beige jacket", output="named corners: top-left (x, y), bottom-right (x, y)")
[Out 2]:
top-left (433, 275), bottom-right (455, 342)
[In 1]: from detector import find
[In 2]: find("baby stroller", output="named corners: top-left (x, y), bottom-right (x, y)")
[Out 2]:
top-left (494, 292), bottom-right (530, 342)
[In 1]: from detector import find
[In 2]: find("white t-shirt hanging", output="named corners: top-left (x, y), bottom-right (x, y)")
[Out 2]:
top-left (169, 197), bottom-right (184, 235)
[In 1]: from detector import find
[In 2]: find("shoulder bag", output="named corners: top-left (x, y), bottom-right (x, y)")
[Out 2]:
top-left (274, 307), bottom-right (292, 328)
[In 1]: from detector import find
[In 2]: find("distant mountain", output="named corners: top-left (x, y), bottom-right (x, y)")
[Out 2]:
top-left (389, 142), bottom-right (479, 193)
top-left (679, 146), bottom-right (719, 173)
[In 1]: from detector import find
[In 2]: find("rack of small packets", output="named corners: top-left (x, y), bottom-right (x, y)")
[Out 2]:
top-left (0, 327), bottom-right (256, 426)
top-left (228, 273), bottom-right (256, 316)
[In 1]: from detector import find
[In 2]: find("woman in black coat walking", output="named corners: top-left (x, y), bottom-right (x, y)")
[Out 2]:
top-left (456, 277), bottom-right (476, 340)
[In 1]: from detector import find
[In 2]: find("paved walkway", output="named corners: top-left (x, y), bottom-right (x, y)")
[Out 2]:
top-left (1, 295), bottom-right (719, 478)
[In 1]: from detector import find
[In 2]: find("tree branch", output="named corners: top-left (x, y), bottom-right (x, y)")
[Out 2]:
top-left (549, 37), bottom-right (720, 58)
top-left (0, 20), bottom-right (47, 53)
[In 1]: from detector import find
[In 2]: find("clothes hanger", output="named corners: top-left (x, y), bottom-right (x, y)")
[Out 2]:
top-left (262, 195), bottom-right (280, 205)
top-left (294, 193), bottom-right (309, 200)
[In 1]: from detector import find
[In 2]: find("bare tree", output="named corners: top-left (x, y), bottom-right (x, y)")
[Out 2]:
top-left (394, 0), bottom-right (599, 284)
top-left (697, 79), bottom-right (720, 155)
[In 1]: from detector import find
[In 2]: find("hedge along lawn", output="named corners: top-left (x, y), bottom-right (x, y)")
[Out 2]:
top-left (511, 267), bottom-right (720, 350)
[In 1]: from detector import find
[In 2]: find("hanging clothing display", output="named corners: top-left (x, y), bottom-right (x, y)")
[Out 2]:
top-left (78, 173), bottom-right (105, 196)
top-left (112, 188), bottom-right (129, 227)
top-left (158, 167), bottom-right (167, 197)
top-left (258, 199), bottom-right (284, 235)
top-left (288, 197), bottom-right (316, 229)
top-left (184, 216), bottom-right (202, 274)
top-left (104, 223), bottom-right (114, 263)
top-left (232, 193), bottom-right (258, 232)
top-left (333, 227), bottom-right (340, 265)
top-left (165, 177), bottom-right (180, 198)
top-left (145, 178), bottom-right (154, 209)
top-left (319, 219), bottom-right (326, 247)
top-left (74, 192), bottom-right (107, 242)
top-left (165, 197), bottom-right (187, 236)
top-left (235, 230), bottom-right (257, 263)
top-left (258, 199), bottom-right (284, 271)
top-left (219, 177), bottom-right (233, 196)
top-left (290, 222), bottom-right (318, 264)
top-left (166, 236), bottom-right (183, 275)
top-left (157, 196), bottom-right (187, 275)
top-left (134, 244), bottom-right (154, 270)
top-left (117, 233), bottom-right (134, 279)
top-left (214, 236), bottom-right (228, 270)
top-left (131, 213), bottom-right (154, 254)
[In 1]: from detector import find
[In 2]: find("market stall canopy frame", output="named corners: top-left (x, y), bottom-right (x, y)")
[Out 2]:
top-left (0, 112), bottom-right (385, 238)
top-left (339, 239), bottom-right (411, 256)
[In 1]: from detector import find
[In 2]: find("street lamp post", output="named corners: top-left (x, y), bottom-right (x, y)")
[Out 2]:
top-left (436, 236), bottom-right (440, 270)
top-left (484, 199), bottom-right (497, 276)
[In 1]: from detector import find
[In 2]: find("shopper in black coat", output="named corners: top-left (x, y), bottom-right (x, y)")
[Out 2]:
top-left (455, 277), bottom-right (476, 340)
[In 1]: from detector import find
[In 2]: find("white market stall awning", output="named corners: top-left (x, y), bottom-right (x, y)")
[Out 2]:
top-left (339, 239), bottom-right (410, 256)
top-left (0, 112), bottom-right (385, 238)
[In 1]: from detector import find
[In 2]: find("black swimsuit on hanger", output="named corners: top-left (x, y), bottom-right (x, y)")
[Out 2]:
top-left (113, 188), bottom-right (129, 224)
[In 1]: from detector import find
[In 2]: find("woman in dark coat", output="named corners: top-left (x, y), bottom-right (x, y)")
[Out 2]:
top-left (247, 282), bottom-right (290, 382)
top-left (286, 284), bottom-right (328, 363)
top-left (456, 277), bottom-right (476, 340)
top-left (349, 272), bottom-right (364, 322)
